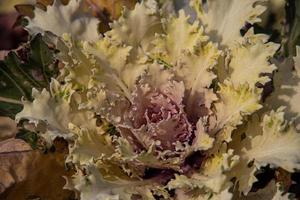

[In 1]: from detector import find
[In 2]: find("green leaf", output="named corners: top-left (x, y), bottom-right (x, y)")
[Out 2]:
top-left (29, 34), bottom-right (55, 86)
top-left (0, 34), bottom-right (57, 118)
top-left (4, 52), bottom-right (42, 94)
top-left (0, 101), bottom-right (23, 119)
top-left (0, 59), bottom-right (31, 99)
top-left (0, 59), bottom-right (25, 117)
top-left (16, 129), bottom-right (39, 149)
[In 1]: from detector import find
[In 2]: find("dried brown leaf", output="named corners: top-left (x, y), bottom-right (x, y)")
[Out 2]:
top-left (0, 138), bottom-right (74, 199)
top-left (0, 139), bottom-right (35, 193)
top-left (85, 0), bottom-right (136, 19)
top-left (0, 117), bottom-right (18, 141)
top-left (14, 4), bottom-right (34, 18)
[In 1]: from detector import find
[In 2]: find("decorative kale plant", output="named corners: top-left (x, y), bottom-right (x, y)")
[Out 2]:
top-left (4, 0), bottom-right (300, 199)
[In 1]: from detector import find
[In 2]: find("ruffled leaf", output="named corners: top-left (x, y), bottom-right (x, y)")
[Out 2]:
top-left (168, 146), bottom-right (238, 199)
top-left (26, 0), bottom-right (100, 41)
top-left (67, 128), bottom-right (114, 165)
top-left (151, 10), bottom-right (208, 65)
top-left (191, 0), bottom-right (267, 47)
top-left (226, 36), bottom-right (279, 87)
top-left (244, 108), bottom-right (300, 172)
top-left (214, 81), bottom-right (262, 142)
top-left (245, 180), bottom-right (293, 200)
top-left (69, 164), bottom-right (168, 200)
top-left (107, 0), bottom-right (161, 50)
top-left (265, 46), bottom-right (300, 129)
top-left (229, 109), bottom-right (300, 195)
top-left (16, 80), bottom-right (97, 144)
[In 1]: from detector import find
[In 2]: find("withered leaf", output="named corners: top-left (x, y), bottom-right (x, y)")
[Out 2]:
top-left (0, 138), bottom-right (74, 199)
top-left (0, 117), bottom-right (18, 141)
top-left (0, 138), bottom-right (35, 193)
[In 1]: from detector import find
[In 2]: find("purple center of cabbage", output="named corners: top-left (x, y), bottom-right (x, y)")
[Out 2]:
top-left (129, 87), bottom-right (193, 151)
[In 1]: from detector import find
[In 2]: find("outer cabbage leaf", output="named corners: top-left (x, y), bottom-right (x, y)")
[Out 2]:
top-left (191, 0), bottom-right (267, 47)
top-left (56, 34), bottom-right (98, 89)
top-left (70, 165), bottom-right (131, 200)
top-left (244, 180), bottom-right (293, 200)
top-left (58, 34), bottom-right (149, 115)
top-left (15, 80), bottom-right (97, 144)
top-left (67, 128), bottom-right (114, 165)
top-left (229, 109), bottom-right (300, 195)
top-left (168, 145), bottom-right (238, 198)
top-left (26, 0), bottom-right (99, 41)
top-left (232, 162), bottom-right (257, 195)
top-left (56, 36), bottom-right (137, 124)
top-left (175, 188), bottom-right (232, 200)
top-left (55, 36), bottom-right (132, 126)
top-left (68, 164), bottom-right (169, 200)
top-left (214, 81), bottom-right (262, 142)
top-left (227, 37), bottom-right (279, 88)
top-left (174, 42), bottom-right (220, 118)
top-left (151, 10), bottom-right (208, 65)
top-left (107, 0), bottom-right (162, 51)
top-left (265, 46), bottom-right (300, 129)
top-left (175, 42), bottom-right (220, 89)
top-left (227, 115), bottom-right (261, 195)
top-left (198, 147), bottom-right (238, 193)
top-left (113, 137), bottom-right (182, 171)
top-left (68, 124), bottom-right (183, 179)
top-left (84, 37), bottom-right (147, 92)
top-left (16, 88), bottom-right (71, 137)
top-left (244, 108), bottom-right (300, 172)
top-left (192, 120), bottom-right (214, 151)
top-left (168, 176), bottom-right (217, 200)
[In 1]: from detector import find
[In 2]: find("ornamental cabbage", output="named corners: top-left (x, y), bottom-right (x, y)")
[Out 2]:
top-left (15, 0), bottom-right (300, 199)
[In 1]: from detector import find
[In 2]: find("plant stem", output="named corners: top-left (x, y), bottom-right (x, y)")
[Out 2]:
top-left (0, 96), bottom-right (23, 105)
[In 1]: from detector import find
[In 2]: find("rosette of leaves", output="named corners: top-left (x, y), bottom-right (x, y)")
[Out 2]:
top-left (13, 0), bottom-right (300, 199)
